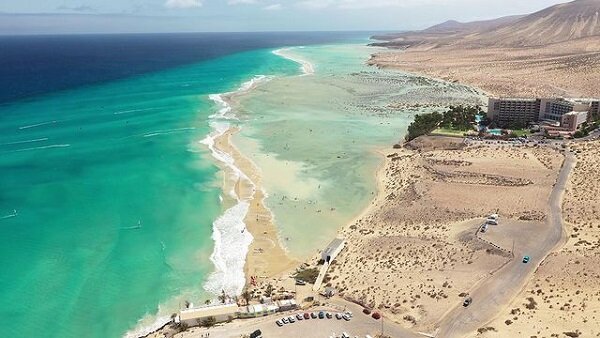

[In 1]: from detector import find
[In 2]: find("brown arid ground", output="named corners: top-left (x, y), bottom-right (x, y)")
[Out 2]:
top-left (369, 35), bottom-right (600, 98)
top-left (478, 140), bottom-right (600, 338)
top-left (324, 136), bottom-right (565, 333)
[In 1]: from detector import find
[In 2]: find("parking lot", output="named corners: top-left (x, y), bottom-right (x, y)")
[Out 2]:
top-left (177, 307), bottom-right (385, 338)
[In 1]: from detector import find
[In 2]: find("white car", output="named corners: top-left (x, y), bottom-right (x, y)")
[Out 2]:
top-left (288, 316), bottom-right (295, 323)
top-left (276, 320), bottom-right (283, 327)
top-left (282, 317), bottom-right (289, 324)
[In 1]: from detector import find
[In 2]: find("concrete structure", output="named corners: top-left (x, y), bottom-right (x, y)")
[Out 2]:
top-left (540, 98), bottom-right (591, 122)
top-left (590, 100), bottom-right (600, 121)
top-left (488, 97), bottom-right (599, 127)
top-left (321, 237), bottom-right (345, 263)
top-left (276, 299), bottom-right (298, 311)
top-left (239, 303), bottom-right (279, 318)
top-left (561, 111), bottom-right (588, 131)
top-left (179, 303), bottom-right (239, 326)
top-left (487, 98), bottom-right (540, 127)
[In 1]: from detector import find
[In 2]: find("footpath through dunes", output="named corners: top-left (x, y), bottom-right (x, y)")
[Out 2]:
top-left (327, 136), bottom-right (568, 334)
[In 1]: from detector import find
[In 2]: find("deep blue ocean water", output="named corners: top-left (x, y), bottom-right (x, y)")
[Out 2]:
top-left (0, 32), bottom-right (369, 104)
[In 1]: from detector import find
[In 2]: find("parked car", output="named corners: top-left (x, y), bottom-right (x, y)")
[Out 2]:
top-left (296, 313), bottom-right (303, 320)
top-left (250, 329), bottom-right (262, 338)
top-left (276, 320), bottom-right (283, 327)
top-left (342, 314), bottom-right (351, 321)
top-left (371, 312), bottom-right (381, 320)
top-left (335, 313), bottom-right (343, 320)
top-left (326, 312), bottom-right (333, 319)
top-left (486, 218), bottom-right (498, 225)
top-left (282, 317), bottom-right (289, 324)
top-left (304, 312), bottom-right (310, 319)
top-left (318, 311), bottom-right (325, 319)
top-left (463, 297), bottom-right (473, 307)
top-left (311, 312), bottom-right (318, 319)
top-left (523, 256), bottom-right (530, 263)
top-left (295, 279), bottom-right (306, 286)
top-left (362, 308), bottom-right (371, 315)
top-left (288, 316), bottom-right (295, 323)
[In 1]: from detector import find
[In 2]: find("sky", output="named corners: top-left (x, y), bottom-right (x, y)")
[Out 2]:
top-left (0, 0), bottom-right (571, 34)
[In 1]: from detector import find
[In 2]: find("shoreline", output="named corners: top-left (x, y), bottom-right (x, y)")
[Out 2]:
top-left (213, 128), bottom-right (298, 287)
top-left (272, 48), bottom-right (315, 76)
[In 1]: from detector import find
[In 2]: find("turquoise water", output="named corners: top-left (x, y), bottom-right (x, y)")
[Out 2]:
top-left (0, 39), bottom-right (484, 338)
top-left (233, 44), bottom-right (484, 257)
top-left (0, 48), bottom-right (298, 338)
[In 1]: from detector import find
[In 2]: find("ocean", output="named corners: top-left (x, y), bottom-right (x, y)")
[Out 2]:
top-left (0, 32), bottom-right (368, 338)
top-left (0, 32), bottom-right (483, 338)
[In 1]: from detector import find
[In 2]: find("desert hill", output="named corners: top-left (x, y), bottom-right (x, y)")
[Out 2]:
top-left (374, 0), bottom-right (600, 49)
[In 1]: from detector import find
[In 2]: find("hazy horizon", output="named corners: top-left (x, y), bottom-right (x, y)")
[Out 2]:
top-left (0, 0), bottom-right (571, 35)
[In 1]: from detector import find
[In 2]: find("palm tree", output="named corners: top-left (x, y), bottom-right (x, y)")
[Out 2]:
top-left (241, 288), bottom-right (252, 305)
top-left (218, 290), bottom-right (227, 304)
top-left (265, 284), bottom-right (274, 297)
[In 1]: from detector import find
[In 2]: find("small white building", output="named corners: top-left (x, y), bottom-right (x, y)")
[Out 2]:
top-left (276, 299), bottom-right (298, 312)
top-left (239, 303), bottom-right (279, 318)
top-left (179, 303), bottom-right (239, 326)
top-left (321, 237), bottom-right (345, 263)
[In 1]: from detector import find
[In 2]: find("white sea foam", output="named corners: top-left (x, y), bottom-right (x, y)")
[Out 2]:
top-left (208, 75), bottom-right (269, 120)
top-left (203, 201), bottom-right (254, 296)
top-left (273, 48), bottom-right (315, 76)
top-left (124, 74), bottom-right (268, 338)
top-left (124, 311), bottom-right (171, 338)
top-left (200, 76), bottom-right (269, 297)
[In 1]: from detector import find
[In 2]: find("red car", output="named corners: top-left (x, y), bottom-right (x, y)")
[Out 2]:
top-left (303, 312), bottom-right (310, 319)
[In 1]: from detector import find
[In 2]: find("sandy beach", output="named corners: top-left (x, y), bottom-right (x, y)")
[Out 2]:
top-left (213, 128), bottom-right (297, 285)
top-left (369, 36), bottom-right (600, 98)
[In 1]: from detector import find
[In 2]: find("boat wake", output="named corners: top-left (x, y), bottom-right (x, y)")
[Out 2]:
top-left (1, 209), bottom-right (17, 220)
top-left (0, 138), bottom-right (49, 146)
top-left (18, 120), bottom-right (59, 130)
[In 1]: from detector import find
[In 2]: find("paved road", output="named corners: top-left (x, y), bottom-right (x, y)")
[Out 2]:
top-left (434, 151), bottom-right (575, 338)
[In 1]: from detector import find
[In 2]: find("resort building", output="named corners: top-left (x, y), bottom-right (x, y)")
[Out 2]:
top-left (321, 237), bottom-right (345, 263)
top-left (561, 111), bottom-right (589, 131)
top-left (539, 98), bottom-right (591, 122)
top-left (488, 97), bottom-right (599, 127)
top-left (590, 100), bottom-right (600, 120)
top-left (487, 98), bottom-right (541, 126)
top-left (179, 303), bottom-right (239, 326)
